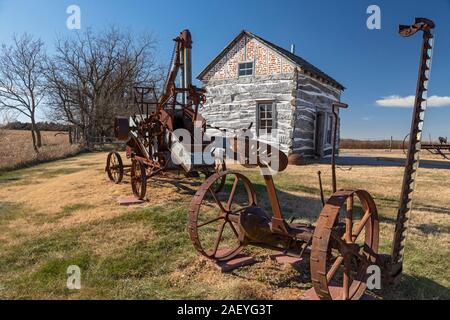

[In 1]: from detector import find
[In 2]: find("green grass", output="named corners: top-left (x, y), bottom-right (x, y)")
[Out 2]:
top-left (61, 204), bottom-right (96, 215)
top-left (0, 155), bottom-right (448, 300)
top-left (0, 201), bottom-right (306, 300)
top-left (0, 202), bottom-right (28, 225)
top-left (0, 204), bottom-right (212, 299)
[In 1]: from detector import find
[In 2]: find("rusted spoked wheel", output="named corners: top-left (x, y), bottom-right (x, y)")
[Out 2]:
top-left (106, 152), bottom-right (124, 184)
top-left (131, 159), bottom-right (147, 200)
top-left (310, 190), bottom-right (379, 300)
top-left (189, 171), bottom-right (257, 261)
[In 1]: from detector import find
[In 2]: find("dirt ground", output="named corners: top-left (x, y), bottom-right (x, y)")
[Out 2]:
top-left (0, 151), bottom-right (448, 299)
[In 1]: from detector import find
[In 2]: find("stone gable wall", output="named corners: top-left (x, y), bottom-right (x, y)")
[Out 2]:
top-left (201, 35), bottom-right (295, 82)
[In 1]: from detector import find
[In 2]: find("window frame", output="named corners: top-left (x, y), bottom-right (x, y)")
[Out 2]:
top-left (238, 61), bottom-right (254, 77)
top-left (256, 102), bottom-right (276, 136)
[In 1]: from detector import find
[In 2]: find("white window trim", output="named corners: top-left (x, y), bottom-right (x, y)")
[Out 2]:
top-left (238, 61), bottom-right (254, 78)
top-left (256, 101), bottom-right (276, 137)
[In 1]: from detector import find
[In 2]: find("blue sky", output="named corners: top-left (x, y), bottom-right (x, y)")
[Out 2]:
top-left (0, 0), bottom-right (448, 139)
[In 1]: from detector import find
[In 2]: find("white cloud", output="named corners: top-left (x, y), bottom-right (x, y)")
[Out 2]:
top-left (376, 95), bottom-right (450, 108)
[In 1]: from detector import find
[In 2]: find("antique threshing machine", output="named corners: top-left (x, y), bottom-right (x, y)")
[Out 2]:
top-left (188, 18), bottom-right (436, 300)
top-left (106, 30), bottom-right (226, 199)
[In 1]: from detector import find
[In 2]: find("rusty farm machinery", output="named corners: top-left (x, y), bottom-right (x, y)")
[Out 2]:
top-left (187, 18), bottom-right (436, 300)
top-left (105, 30), bottom-right (226, 199)
top-left (416, 137), bottom-right (449, 160)
top-left (402, 134), bottom-right (449, 160)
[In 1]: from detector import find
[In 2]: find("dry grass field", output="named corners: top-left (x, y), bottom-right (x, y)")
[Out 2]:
top-left (0, 151), bottom-right (448, 300)
top-left (342, 148), bottom-right (448, 161)
top-left (0, 129), bottom-right (82, 171)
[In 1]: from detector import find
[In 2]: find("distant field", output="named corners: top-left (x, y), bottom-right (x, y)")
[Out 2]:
top-left (342, 148), bottom-right (448, 161)
top-left (341, 139), bottom-right (405, 149)
top-left (0, 130), bottom-right (82, 170)
top-left (0, 151), bottom-right (448, 300)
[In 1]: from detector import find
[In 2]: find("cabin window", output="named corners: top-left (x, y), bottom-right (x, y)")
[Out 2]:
top-left (257, 103), bottom-right (275, 135)
top-left (326, 114), bottom-right (333, 145)
top-left (238, 62), bottom-right (253, 77)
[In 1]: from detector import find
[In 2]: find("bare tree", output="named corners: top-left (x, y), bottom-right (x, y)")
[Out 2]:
top-left (0, 33), bottom-right (47, 152)
top-left (45, 26), bottom-right (163, 147)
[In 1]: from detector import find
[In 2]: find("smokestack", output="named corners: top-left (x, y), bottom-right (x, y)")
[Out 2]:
top-left (290, 44), bottom-right (296, 54)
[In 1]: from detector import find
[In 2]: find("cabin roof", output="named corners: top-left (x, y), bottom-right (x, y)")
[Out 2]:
top-left (197, 30), bottom-right (345, 90)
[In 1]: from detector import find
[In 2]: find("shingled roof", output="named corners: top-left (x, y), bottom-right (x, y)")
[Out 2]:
top-left (198, 30), bottom-right (345, 90)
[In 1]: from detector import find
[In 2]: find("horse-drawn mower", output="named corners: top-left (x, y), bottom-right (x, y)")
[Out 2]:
top-left (187, 18), bottom-right (436, 300)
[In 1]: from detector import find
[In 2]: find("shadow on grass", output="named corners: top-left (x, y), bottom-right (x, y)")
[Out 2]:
top-left (415, 223), bottom-right (450, 235)
top-left (229, 255), bottom-right (313, 292)
top-left (380, 273), bottom-right (450, 300)
top-left (149, 176), bottom-right (203, 195)
top-left (414, 204), bottom-right (450, 216)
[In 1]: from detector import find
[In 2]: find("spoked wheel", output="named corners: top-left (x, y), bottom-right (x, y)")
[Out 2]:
top-left (131, 159), bottom-right (147, 200)
top-left (189, 171), bottom-right (257, 261)
top-left (106, 152), bottom-right (124, 184)
top-left (310, 190), bottom-right (379, 300)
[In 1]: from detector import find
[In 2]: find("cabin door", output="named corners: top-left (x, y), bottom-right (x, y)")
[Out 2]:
top-left (315, 112), bottom-right (325, 157)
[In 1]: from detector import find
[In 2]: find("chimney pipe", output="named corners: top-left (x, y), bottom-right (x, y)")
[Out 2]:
top-left (290, 44), bottom-right (296, 54)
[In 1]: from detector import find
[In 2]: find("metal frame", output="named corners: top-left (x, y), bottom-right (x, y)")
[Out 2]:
top-left (422, 143), bottom-right (450, 160)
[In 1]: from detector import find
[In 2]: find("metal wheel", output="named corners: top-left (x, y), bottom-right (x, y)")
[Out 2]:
top-left (310, 190), bottom-right (379, 300)
top-left (106, 152), bottom-right (124, 184)
top-left (131, 159), bottom-right (147, 200)
top-left (188, 171), bottom-right (257, 261)
top-left (402, 134), bottom-right (410, 156)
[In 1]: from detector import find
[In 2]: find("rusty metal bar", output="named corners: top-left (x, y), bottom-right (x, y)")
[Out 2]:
top-left (390, 18), bottom-right (435, 278)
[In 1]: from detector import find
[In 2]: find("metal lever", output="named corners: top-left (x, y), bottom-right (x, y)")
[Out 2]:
top-left (331, 102), bottom-right (349, 193)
